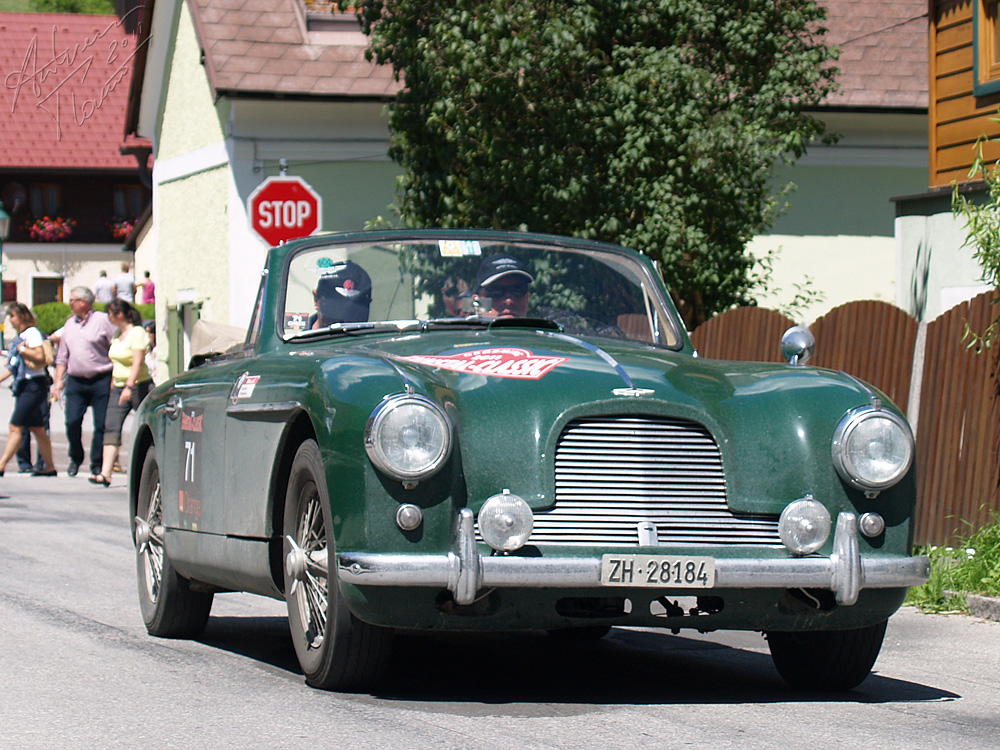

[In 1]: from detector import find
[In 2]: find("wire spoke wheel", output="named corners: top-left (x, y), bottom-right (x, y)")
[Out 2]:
top-left (138, 478), bottom-right (164, 604)
top-left (134, 447), bottom-right (213, 638)
top-left (292, 484), bottom-right (328, 649)
top-left (283, 440), bottom-right (392, 691)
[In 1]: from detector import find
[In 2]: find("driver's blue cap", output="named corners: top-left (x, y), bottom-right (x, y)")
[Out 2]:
top-left (474, 256), bottom-right (532, 292)
top-left (316, 260), bottom-right (372, 323)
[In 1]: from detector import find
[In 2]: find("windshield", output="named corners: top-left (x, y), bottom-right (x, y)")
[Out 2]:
top-left (279, 236), bottom-right (681, 347)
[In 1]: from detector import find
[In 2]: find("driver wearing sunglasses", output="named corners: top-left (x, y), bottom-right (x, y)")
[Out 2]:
top-left (472, 255), bottom-right (533, 318)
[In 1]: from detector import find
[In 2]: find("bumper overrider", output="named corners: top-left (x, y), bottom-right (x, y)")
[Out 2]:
top-left (338, 509), bottom-right (929, 607)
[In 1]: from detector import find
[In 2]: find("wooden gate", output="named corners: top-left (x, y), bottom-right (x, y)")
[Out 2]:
top-left (914, 293), bottom-right (1000, 544)
top-left (690, 307), bottom-right (793, 362)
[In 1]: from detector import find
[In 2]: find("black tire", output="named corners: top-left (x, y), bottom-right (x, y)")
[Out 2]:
top-left (135, 447), bottom-right (213, 638)
top-left (283, 440), bottom-right (392, 691)
top-left (766, 620), bottom-right (888, 691)
top-left (547, 625), bottom-right (612, 641)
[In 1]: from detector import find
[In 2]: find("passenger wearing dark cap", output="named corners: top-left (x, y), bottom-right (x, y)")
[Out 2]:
top-left (310, 260), bottom-right (372, 328)
top-left (473, 255), bottom-right (533, 318)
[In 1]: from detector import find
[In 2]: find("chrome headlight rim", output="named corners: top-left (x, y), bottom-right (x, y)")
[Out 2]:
top-left (364, 394), bottom-right (452, 481)
top-left (832, 405), bottom-right (914, 493)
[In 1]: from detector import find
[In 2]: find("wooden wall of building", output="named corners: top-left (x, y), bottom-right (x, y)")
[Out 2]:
top-left (931, 0), bottom-right (1000, 186)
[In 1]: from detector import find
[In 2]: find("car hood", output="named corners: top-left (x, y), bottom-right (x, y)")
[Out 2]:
top-left (340, 328), bottom-right (883, 514)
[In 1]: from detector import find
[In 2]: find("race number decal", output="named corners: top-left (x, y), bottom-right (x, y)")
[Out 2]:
top-left (179, 408), bottom-right (203, 529)
top-left (397, 348), bottom-right (568, 380)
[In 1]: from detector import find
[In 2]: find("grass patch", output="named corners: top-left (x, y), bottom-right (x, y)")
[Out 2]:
top-left (906, 512), bottom-right (1000, 612)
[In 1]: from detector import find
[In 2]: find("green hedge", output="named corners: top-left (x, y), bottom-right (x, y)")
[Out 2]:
top-left (32, 301), bottom-right (155, 336)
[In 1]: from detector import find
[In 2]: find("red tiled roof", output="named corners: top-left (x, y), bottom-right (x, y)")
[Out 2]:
top-left (821, 0), bottom-right (929, 109)
top-left (188, 1), bottom-right (924, 109)
top-left (0, 12), bottom-right (145, 171)
top-left (190, 0), bottom-right (400, 100)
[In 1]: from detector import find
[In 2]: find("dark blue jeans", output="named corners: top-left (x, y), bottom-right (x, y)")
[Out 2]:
top-left (64, 372), bottom-right (112, 475)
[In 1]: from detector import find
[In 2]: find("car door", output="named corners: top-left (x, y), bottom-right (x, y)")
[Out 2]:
top-left (159, 372), bottom-right (236, 535)
top-left (221, 363), bottom-right (301, 538)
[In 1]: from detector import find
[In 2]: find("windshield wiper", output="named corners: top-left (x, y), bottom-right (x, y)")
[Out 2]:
top-left (489, 316), bottom-right (563, 331)
top-left (286, 320), bottom-right (423, 341)
top-left (423, 316), bottom-right (495, 329)
top-left (289, 316), bottom-right (564, 341)
top-left (424, 316), bottom-right (563, 332)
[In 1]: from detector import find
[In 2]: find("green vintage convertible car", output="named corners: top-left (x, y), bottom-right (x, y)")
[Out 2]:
top-left (129, 229), bottom-right (928, 692)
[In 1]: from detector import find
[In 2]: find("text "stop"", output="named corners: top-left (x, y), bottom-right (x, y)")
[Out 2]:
top-left (256, 200), bottom-right (313, 229)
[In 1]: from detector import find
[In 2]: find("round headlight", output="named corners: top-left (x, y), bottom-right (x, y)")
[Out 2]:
top-left (779, 497), bottom-right (832, 555)
top-left (365, 395), bottom-right (452, 481)
top-left (478, 490), bottom-right (533, 552)
top-left (832, 406), bottom-right (913, 493)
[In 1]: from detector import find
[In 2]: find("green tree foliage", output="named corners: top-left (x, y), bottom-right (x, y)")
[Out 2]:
top-left (952, 138), bottom-right (1000, 350)
top-left (352, 0), bottom-right (837, 326)
top-left (32, 0), bottom-right (115, 12)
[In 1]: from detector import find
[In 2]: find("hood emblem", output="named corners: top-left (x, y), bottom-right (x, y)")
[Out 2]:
top-left (613, 387), bottom-right (655, 397)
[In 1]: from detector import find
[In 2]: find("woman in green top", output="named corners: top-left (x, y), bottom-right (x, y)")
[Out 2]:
top-left (90, 299), bottom-right (152, 486)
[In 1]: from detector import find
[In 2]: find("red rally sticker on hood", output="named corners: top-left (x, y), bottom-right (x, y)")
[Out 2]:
top-left (398, 347), bottom-right (568, 380)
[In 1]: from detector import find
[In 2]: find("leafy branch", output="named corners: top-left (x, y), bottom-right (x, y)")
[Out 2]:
top-left (951, 131), bottom-right (1000, 351)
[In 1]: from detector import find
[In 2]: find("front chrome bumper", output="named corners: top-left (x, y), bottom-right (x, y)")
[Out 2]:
top-left (338, 509), bottom-right (929, 607)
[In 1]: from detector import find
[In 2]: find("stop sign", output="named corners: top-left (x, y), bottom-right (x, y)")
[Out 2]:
top-left (247, 176), bottom-right (323, 246)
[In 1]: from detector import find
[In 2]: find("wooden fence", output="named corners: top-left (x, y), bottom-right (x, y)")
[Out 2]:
top-left (690, 293), bottom-right (1000, 546)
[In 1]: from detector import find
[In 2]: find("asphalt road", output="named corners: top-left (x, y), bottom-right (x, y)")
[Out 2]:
top-left (1, 391), bottom-right (999, 749)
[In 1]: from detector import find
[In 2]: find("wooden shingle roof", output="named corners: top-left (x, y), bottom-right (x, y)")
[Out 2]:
top-left (190, 0), bottom-right (399, 100)
top-left (821, 0), bottom-right (928, 109)
top-left (188, 0), bottom-right (926, 109)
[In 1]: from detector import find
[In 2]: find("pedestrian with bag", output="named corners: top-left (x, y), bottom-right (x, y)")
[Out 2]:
top-left (15, 334), bottom-right (53, 472)
top-left (90, 299), bottom-right (153, 486)
top-left (0, 303), bottom-right (57, 476)
top-left (50, 287), bottom-right (116, 478)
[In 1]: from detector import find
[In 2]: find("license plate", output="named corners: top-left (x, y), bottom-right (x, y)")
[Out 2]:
top-left (600, 554), bottom-right (716, 588)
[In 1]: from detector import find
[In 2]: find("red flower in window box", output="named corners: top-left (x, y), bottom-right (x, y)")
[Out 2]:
top-left (26, 216), bottom-right (76, 242)
top-left (110, 217), bottom-right (135, 241)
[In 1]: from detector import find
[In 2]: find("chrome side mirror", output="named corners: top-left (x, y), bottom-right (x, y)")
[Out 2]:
top-left (781, 326), bottom-right (815, 366)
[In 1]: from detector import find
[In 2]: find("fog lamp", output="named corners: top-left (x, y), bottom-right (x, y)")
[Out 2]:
top-left (478, 490), bottom-right (533, 552)
top-left (779, 496), bottom-right (832, 556)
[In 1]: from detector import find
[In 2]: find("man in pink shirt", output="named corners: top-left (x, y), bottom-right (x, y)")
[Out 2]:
top-left (51, 287), bottom-right (117, 477)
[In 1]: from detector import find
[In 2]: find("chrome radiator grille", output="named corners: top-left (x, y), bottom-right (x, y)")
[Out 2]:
top-left (530, 416), bottom-right (780, 547)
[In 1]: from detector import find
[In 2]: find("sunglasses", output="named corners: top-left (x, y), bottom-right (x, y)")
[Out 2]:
top-left (442, 287), bottom-right (458, 298)
top-left (481, 282), bottom-right (528, 299)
